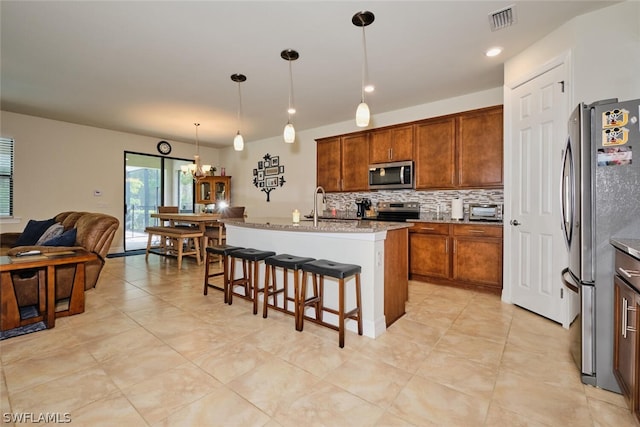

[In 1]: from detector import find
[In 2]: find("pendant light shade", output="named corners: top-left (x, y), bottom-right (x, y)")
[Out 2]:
top-left (353, 11), bottom-right (375, 128)
top-left (231, 73), bottom-right (246, 151)
top-left (283, 122), bottom-right (295, 143)
top-left (281, 49), bottom-right (299, 144)
top-left (356, 102), bottom-right (370, 127)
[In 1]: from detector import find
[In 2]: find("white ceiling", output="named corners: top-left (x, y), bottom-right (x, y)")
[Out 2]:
top-left (1, 1), bottom-right (616, 148)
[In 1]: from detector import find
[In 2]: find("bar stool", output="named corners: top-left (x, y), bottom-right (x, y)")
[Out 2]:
top-left (228, 248), bottom-right (276, 315)
top-left (263, 254), bottom-right (315, 325)
top-left (203, 245), bottom-right (243, 302)
top-left (299, 259), bottom-right (363, 348)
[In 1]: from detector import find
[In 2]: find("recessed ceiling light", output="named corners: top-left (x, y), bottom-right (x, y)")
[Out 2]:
top-left (485, 47), bottom-right (503, 57)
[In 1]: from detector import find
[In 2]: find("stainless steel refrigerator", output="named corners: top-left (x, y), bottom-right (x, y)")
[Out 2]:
top-left (561, 98), bottom-right (640, 392)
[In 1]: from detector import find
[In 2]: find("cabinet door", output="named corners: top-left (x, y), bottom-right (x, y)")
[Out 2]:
top-left (452, 236), bottom-right (503, 288)
top-left (409, 233), bottom-right (450, 278)
top-left (458, 106), bottom-right (503, 188)
top-left (341, 134), bottom-right (369, 191)
top-left (613, 276), bottom-right (637, 408)
top-left (212, 177), bottom-right (231, 204)
top-left (197, 178), bottom-right (214, 204)
top-left (415, 117), bottom-right (456, 189)
top-left (370, 125), bottom-right (414, 163)
top-left (316, 137), bottom-right (342, 192)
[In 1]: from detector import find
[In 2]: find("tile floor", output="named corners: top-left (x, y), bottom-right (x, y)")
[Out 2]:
top-left (1, 254), bottom-right (637, 426)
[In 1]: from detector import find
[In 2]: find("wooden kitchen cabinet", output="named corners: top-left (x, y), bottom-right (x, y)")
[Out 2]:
top-left (316, 133), bottom-right (369, 192)
top-left (410, 222), bottom-right (503, 293)
top-left (452, 224), bottom-right (503, 289)
top-left (414, 105), bottom-right (503, 190)
top-left (369, 125), bottom-right (414, 163)
top-left (196, 176), bottom-right (231, 205)
top-left (384, 228), bottom-right (409, 326)
top-left (409, 223), bottom-right (450, 278)
top-left (613, 247), bottom-right (640, 423)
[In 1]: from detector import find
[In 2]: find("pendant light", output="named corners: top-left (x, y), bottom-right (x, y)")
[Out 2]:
top-left (281, 49), bottom-right (299, 143)
top-left (352, 11), bottom-right (375, 128)
top-left (231, 73), bottom-right (246, 151)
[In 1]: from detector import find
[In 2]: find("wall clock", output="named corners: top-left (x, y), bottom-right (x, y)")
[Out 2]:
top-left (157, 140), bottom-right (172, 155)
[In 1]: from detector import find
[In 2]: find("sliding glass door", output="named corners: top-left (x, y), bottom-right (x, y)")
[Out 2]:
top-left (124, 152), bottom-right (194, 251)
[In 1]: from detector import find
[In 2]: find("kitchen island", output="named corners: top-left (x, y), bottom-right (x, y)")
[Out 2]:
top-left (222, 217), bottom-right (412, 338)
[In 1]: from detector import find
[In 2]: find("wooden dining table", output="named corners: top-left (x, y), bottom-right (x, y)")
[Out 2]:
top-left (150, 212), bottom-right (223, 261)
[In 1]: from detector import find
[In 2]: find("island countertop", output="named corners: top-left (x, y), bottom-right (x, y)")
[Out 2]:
top-left (222, 216), bottom-right (413, 233)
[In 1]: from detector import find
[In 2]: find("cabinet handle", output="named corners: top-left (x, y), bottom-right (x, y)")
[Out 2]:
top-left (421, 227), bottom-right (435, 231)
top-left (389, 148), bottom-right (393, 160)
top-left (622, 297), bottom-right (637, 339)
top-left (618, 267), bottom-right (640, 278)
top-left (445, 240), bottom-right (448, 253)
top-left (453, 240), bottom-right (456, 253)
top-left (469, 230), bottom-right (485, 233)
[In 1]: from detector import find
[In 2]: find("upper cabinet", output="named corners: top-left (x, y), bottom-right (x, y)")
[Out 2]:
top-left (196, 176), bottom-right (231, 205)
top-left (316, 133), bottom-right (369, 192)
top-left (415, 105), bottom-right (503, 190)
top-left (316, 105), bottom-right (503, 192)
top-left (369, 125), bottom-right (414, 164)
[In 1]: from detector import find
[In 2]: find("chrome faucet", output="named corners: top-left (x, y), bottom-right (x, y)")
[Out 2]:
top-left (313, 186), bottom-right (326, 227)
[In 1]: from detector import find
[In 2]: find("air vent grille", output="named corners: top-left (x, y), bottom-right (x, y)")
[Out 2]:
top-left (489, 5), bottom-right (516, 31)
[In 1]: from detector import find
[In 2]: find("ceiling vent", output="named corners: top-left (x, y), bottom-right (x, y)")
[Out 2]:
top-left (489, 5), bottom-right (517, 31)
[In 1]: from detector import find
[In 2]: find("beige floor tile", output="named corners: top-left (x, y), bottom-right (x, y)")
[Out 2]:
top-left (449, 314), bottom-right (511, 344)
top-left (122, 363), bottom-right (221, 424)
top-left (66, 393), bottom-right (148, 426)
top-left (228, 356), bottom-right (321, 416)
top-left (375, 411), bottom-right (424, 426)
top-left (484, 402), bottom-right (551, 426)
top-left (325, 353), bottom-right (412, 408)
top-left (584, 383), bottom-right (629, 409)
top-left (388, 375), bottom-right (490, 426)
top-left (9, 367), bottom-right (118, 416)
top-left (416, 350), bottom-right (499, 399)
top-left (587, 395), bottom-right (637, 427)
top-left (83, 326), bottom-right (164, 362)
top-left (385, 316), bottom-right (449, 346)
top-left (194, 341), bottom-right (272, 384)
top-left (154, 388), bottom-right (270, 427)
top-left (492, 369), bottom-right (593, 426)
top-left (432, 330), bottom-right (506, 368)
top-left (357, 330), bottom-right (433, 373)
top-left (0, 327), bottom-right (82, 365)
top-left (100, 343), bottom-right (188, 389)
top-left (272, 381), bottom-right (385, 427)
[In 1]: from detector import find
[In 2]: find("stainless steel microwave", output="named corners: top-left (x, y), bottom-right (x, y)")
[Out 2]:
top-left (368, 161), bottom-right (414, 190)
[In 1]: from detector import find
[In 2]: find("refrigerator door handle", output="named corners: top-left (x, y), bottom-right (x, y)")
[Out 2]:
top-left (560, 141), bottom-right (574, 246)
top-left (561, 267), bottom-right (579, 293)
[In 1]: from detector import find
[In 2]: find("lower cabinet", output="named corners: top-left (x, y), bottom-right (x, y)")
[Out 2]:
top-left (613, 248), bottom-right (640, 423)
top-left (410, 222), bottom-right (503, 293)
top-left (384, 228), bottom-right (409, 326)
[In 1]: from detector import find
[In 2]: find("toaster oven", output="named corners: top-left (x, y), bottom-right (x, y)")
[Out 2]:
top-left (469, 204), bottom-right (503, 221)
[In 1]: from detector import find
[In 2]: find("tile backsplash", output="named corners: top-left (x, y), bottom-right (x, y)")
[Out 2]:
top-left (325, 189), bottom-right (503, 215)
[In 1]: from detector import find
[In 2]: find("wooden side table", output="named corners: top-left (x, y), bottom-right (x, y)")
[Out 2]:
top-left (0, 250), bottom-right (98, 331)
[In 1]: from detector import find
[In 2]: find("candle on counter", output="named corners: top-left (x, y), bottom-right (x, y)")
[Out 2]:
top-left (292, 209), bottom-right (300, 223)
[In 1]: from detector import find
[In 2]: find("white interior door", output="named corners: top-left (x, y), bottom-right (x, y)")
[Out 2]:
top-left (505, 62), bottom-right (568, 325)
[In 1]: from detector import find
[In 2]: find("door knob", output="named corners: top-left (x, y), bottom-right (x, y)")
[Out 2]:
top-left (510, 219), bottom-right (521, 226)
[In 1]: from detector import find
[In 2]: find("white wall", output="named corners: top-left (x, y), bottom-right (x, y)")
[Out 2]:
top-left (219, 87), bottom-right (503, 219)
top-left (0, 111), bottom-right (220, 252)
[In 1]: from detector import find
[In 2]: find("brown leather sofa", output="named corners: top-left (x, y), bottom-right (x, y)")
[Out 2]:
top-left (0, 211), bottom-right (119, 309)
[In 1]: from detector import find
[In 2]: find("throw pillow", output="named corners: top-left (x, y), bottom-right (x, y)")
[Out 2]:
top-left (43, 227), bottom-right (77, 247)
top-left (35, 223), bottom-right (64, 245)
top-left (13, 218), bottom-right (57, 247)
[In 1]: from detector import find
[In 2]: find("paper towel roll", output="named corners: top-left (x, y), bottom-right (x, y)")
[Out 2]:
top-left (451, 198), bottom-right (464, 220)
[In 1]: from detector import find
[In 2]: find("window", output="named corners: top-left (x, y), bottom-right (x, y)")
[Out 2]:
top-left (0, 138), bottom-right (14, 217)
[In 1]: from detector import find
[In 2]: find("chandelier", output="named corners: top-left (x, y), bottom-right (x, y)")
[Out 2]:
top-left (181, 123), bottom-right (212, 180)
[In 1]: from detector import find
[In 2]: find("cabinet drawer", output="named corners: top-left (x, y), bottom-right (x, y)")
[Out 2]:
top-left (453, 224), bottom-right (503, 238)
top-left (616, 250), bottom-right (640, 290)
top-left (409, 222), bottom-right (450, 235)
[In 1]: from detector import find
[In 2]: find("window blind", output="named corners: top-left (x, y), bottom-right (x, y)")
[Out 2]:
top-left (0, 138), bottom-right (14, 217)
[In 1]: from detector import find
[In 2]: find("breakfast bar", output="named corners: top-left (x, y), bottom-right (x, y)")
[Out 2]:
top-left (223, 217), bottom-right (412, 338)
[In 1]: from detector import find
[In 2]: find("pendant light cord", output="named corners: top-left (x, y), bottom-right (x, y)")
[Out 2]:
top-left (288, 58), bottom-right (295, 121)
top-left (194, 123), bottom-right (200, 155)
top-left (236, 82), bottom-right (243, 131)
top-left (361, 24), bottom-right (368, 102)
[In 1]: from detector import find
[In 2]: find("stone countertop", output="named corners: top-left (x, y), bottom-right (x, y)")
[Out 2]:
top-left (611, 238), bottom-right (640, 261)
top-left (222, 217), bottom-right (413, 233)
top-left (408, 214), bottom-right (503, 226)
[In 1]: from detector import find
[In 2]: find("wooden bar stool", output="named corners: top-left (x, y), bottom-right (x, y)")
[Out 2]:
top-left (299, 259), bottom-right (363, 348)
top-left (263, 254), bottom-right (315, 325)
top-left (228, 248), bottom-right (276, 315)
top-left (203, 245), bottom-right (243, 302)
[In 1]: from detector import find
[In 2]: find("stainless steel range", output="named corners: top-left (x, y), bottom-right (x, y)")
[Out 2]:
top-left (373, 202), bottom-right (420, 222)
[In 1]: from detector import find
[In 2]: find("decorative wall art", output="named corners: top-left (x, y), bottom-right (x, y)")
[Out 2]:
top-left (253, 153), bottom-right (286, 201)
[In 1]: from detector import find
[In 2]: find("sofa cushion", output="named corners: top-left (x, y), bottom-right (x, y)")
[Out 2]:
top-left (43, 227), bottom-right (77, 247)
top-left (13, 218), bottom-right (56, 247)
top-left (35, 223), bottom-right (64, 245)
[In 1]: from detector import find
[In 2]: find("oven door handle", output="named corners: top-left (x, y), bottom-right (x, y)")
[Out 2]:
top-left (562, 267), bottom-right (579, 294)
